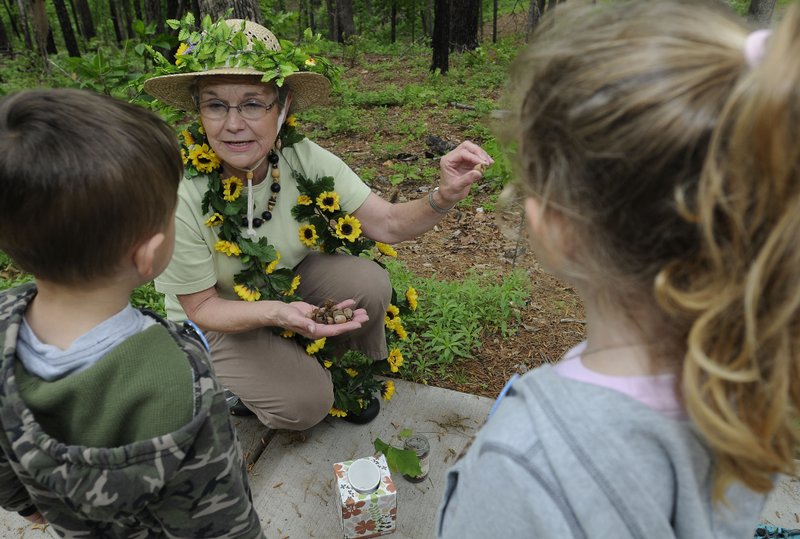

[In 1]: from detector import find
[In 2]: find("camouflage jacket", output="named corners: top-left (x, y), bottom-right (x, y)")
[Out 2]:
top-left (0, 284), bottom-right (265, 538)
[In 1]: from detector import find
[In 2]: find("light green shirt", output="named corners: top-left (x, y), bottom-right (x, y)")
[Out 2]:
top-left (155, 138), bottom-right (371, 321)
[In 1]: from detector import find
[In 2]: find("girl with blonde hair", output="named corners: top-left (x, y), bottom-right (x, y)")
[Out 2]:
top-left (437, 1), bottom-right (800, 537)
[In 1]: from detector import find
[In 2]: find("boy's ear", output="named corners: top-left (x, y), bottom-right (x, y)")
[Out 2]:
top-left (132, 232), bottom-right (166, 279)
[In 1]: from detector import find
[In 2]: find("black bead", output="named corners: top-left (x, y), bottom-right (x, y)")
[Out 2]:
top-left (261, 210), bottom-right (272, 221)
top-left (252, 217), bottom-right (263, 228)
top-left (270, 183), bottom-right (281, 193)
top-left (241, 216), bottom-right (249, 226)
top-left (268, 151), bottom-right (279, 165)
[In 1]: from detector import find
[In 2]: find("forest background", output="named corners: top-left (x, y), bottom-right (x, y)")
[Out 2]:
top-left (0, 0), bottom-right (788, 397)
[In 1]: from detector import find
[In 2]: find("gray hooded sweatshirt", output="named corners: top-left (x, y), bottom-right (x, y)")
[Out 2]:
top-left (437, 365), bottom-right (766, 538)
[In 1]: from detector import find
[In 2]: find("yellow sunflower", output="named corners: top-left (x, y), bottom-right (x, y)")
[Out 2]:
top-left (214, 240), bottom-right (241, 257)
top-left (285, 275), bottom-right (301, 296)
top-left (306, 337), bottom-right (326, 355)
top-left (335, 215), bottom-right (362, 242)
top-left (233, 284), bottom-right (261, 302)
top-left (329, 407), bottom-right (347, 418)
top-left (297, 194), bottom-right (312, 205)
top-left (304, 57), bottom-right (317, 67)
top-left (298, 224), bottom-right (318, 247)
top-left (385, 304), bottom-right (400, 323)
top-left (286, 114), bottom-right (298, 127)
top-left (323, 360), bottom-right (333, 368)
top-left (382, 380), bottom-right (395, 401)
top-left (387, 348), bottom-right (404, 373)
top-left (345, 368), bottom-right (358, 378)
top-left (181, 148), bottom-right (189, 165)
top-left (406, 287), bottom-right (418, 311)
top-left (385, 316), bottom-right (400, 332)
top-left (205, 212), bottom-right (224, 228)
top-left (175, 42), bottom-right (189, 65)
top-left (222, 176), bottom-right (243, 202)
top-left (376, 242), bottom-right (398, 257)
top-left (394, 323), bottom-right (408, 341)
top-left (316, 191), bottom-right (341, 212)
top-left (180, 128), bottom-right (194, 146)
top-left (280, 329), bottom-right (295, 338)
top-left (189, 143), bottom-right (220, 173)
top-left (265, 251), bottom-right (281, 274)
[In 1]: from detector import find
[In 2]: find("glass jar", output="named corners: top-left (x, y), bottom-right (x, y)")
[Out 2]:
top-left (402, 434), bottom-right (430, 483)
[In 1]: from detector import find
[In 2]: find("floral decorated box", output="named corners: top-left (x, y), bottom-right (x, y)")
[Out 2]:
top-left (333, 455), bottom-right (397, 538)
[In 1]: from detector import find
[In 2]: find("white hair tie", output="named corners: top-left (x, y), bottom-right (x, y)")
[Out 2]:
top-left (744, 29), bottom-right (770, 67)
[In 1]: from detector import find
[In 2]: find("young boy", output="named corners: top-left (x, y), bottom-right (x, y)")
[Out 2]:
top-left (0, 88), bottom-right (264, 538)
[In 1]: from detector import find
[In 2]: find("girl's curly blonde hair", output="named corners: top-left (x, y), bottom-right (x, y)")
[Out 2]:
top-left (511, 0), bottom-right (800, 501)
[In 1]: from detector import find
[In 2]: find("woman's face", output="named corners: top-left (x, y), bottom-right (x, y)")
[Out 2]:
top-left (198, 78), bottom-right (280, 173)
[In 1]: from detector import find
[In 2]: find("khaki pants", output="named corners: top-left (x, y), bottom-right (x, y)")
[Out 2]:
top-left (206, 253), bottom-right (391, 430)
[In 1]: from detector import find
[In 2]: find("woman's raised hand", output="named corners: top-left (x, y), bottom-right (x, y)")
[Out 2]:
top-left (437, 140), bottom-right (494, 205)
top-left (278, 299), bottom-right (369, 339)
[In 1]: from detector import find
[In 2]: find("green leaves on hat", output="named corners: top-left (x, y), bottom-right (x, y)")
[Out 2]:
top-left (152, 13), bottom-right (338, 89)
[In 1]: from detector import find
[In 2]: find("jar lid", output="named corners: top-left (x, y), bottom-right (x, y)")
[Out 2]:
top-left (347, 458), bottom-right (381, 494)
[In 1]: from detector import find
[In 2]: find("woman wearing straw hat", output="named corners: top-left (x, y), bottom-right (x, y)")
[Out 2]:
top-left (144, 17), bottom-right (492, 431)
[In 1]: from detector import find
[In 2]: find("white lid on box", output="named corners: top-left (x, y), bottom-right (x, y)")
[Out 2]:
top-left (347, 458), bottom-right (381, 494)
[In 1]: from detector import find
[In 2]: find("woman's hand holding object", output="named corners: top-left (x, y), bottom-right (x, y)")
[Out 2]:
top-left (437, 140), bottom-right (495, 205)
top-left (279, 299), bottom-right (369, 339)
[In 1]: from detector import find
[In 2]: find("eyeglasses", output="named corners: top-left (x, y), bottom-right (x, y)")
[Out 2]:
top-left (199, 98), bottom-right (278, 121)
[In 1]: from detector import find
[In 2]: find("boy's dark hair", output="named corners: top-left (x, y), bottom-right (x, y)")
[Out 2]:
top-left (0, 89), bottom-right (182, 284)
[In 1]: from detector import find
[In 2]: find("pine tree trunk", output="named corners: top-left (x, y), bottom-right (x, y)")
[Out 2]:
top-left (15, 0), bottom-right (32, 49)
top-left (492, 0), bottom-right (497, 43)
top-left (108, 0), bottom-right (123, 43)
top-left (747, 0), bottom-right (776, 24)
top-left (326, 0), bottom-right (337, 41)
top-left (30, 0), bottom-right (50, 60)
top-left (390, 0), bottom-right (396, 43)
top-left (450, 0), bottom-right (479, 52)
top-left (337, 0), bottom-right (354, 41)
top-left (73, 0), bottom-right (95, 40)
top-left (431, 0), bottom-right (449, 73)
top-left (52, 0), bottom-right (80, 56)
top-left (527, 0), bottom-right (545, 40)
top-left (199, 0), bottom-right (262, 24)
top-left (0, 17), bottom-right (11, 53)
top-left (166, 0), bottom-right (179, 21)
top-left (421, 0), bottom-right (432, 36)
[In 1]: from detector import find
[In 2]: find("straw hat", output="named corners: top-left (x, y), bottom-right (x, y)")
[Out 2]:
top-left (144, 19), bottom-right (331, 114)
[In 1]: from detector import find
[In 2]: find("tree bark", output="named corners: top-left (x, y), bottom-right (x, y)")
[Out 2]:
top-left (450, 0), bottom-right (479, 52)
top-left (52, 0), bottom-right (80, 56)
top-left (527, 0), bottom-right (546, 40)
top-left (30, 0), bottom-right (50, 58)
top-left (166, 0), bottom-right (179, 21)
top-left (492, 0), bottom-right (497, 42)
top-left (421, 0), bottom-right (432, 36)
top-left (409, 0), bottom-right (415, 42)
top-left (337, 0), bottom-right (354, 41)
top-left (747, 0), bottom-right (776, 24)
top-left (0, 17), bottom-right (11, 53)
top-left (326, 0), bottom-right (337, 41)
top-left (4, 0), bottom-right (20, 41)
top-left (15, 0), bottom-right (32, 49)
top-left (198, 0), bottom-right (262, 24)
top-left (108, 0), bottom-right (123, 43)
top-left (390, 0), bottom-right (396, 43)
top-left (431, 0), bottom-right (449, 73)
top-left (73, 0), bottom-right (95, 41)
